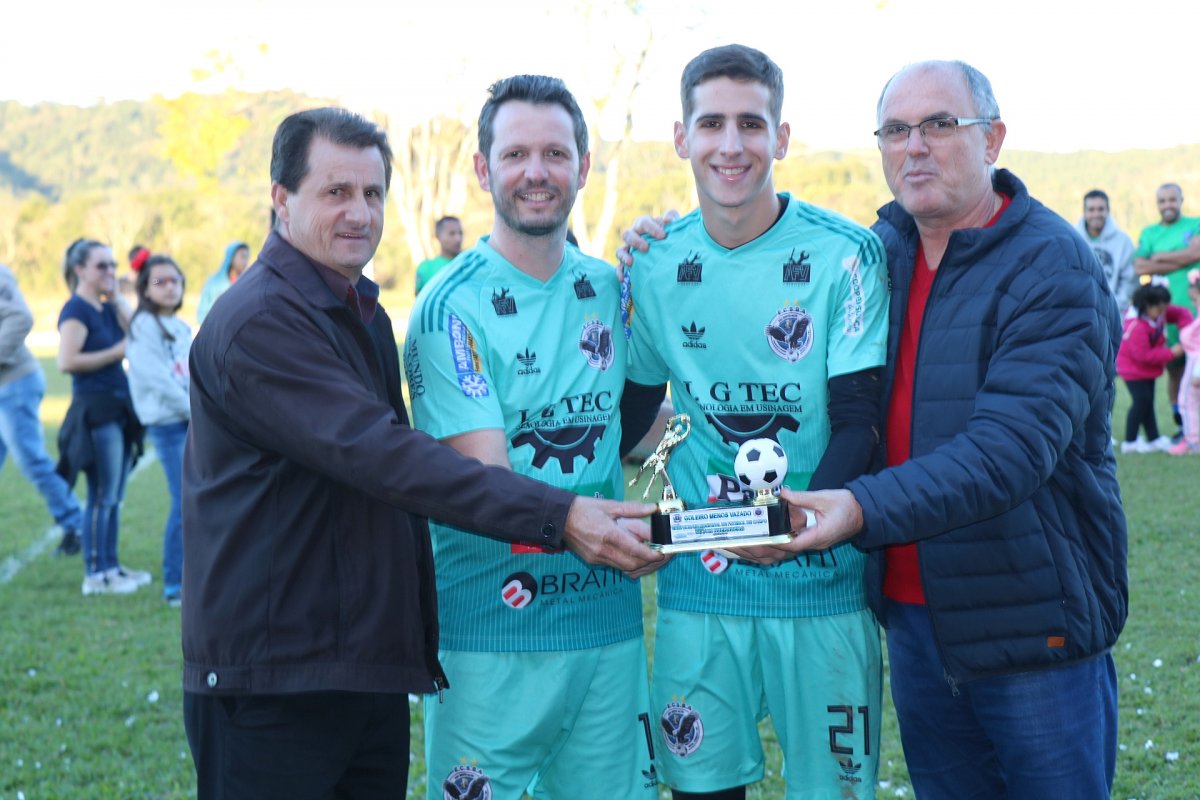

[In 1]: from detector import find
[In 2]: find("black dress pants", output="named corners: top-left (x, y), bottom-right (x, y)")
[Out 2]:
top-left (184, 690), bottom-right (411, 800)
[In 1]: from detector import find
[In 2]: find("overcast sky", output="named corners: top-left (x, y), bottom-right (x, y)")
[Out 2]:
top-left (4, 0), bottom-right (1193, 153)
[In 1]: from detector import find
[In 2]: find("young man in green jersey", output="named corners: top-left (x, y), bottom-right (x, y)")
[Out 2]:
top-left (406, 75), bottom-right (663, 800)
top-left (619, 45), bottom-right (888, 800)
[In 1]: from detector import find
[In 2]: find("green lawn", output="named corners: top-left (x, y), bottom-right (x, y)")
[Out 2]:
top-left (1, 358), bottom-right (1197, 798)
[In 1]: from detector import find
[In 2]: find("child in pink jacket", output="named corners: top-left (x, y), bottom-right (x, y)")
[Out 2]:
top-left (1169, 271), bottom-right (1200, 455)
top-left (1117, 283), bottom-right (1189, 453)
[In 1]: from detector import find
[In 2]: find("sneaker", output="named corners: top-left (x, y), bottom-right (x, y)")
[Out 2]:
top-left (1149, 436), bottom-right (1174, 452)
top-left (55, 528), bottom-right (81, 556)
top-left (110, 566), bottom-right (152, 588)
top-left (1120, 439), bottom-right (1149, 454)
top-left (1169, 440), bottom-right (1200, 456)
top-left (164, 591), bottom-right (182, 608)
top-left (81, 571), bottom-right (139, 596)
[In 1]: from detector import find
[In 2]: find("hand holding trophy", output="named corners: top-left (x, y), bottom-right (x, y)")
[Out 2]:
top-left (628, 416), bottom-right (794, 553)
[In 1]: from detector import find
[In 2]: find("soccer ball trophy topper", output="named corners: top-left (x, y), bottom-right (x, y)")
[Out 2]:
top-left (628, 415), bottom-right (794, 553)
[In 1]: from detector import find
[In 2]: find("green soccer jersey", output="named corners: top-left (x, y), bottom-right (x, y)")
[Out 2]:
top-left (406, 237), bottom-right (641, 651)
top-left (624, 194), bottom-right (889, 618)
top-left (1136, 215), bottom-right (1200, 313)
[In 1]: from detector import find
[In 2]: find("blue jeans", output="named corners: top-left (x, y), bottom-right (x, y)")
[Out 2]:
top-left (82, 420), bottom-right (132, 576)
top-left (0, 369), bottom-right (83, 531)
top-left (148, 421), bottom-right (187, 597)
top-left (885, 600), bottom-right (1117, 800)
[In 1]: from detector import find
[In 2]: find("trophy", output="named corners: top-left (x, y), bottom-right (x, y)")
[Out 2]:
top-left (628, 414), bottom-right (796, 553)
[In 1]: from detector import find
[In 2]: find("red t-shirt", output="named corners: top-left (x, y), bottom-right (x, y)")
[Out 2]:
top-left (883, 194), bottom-right (1012, 604)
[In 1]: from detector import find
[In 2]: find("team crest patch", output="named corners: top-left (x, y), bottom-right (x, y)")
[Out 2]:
top-left (573, 272), bottom-right (597, 299)
top-left (765, 305), bottom-right (814, 363)
top-left (579, 316), bottom-right (615, 371)
top-left (782, 249), bottom-right (811, 283)
top-left (699, 549), bottom-right (729, 575)
top-left (677, 252), bottom-right (703, 283)
top-left (443, 763), bottom-right (492, 800)
top-left (491, 287), bottom-right (517, 316)
top-left (661, 699), bottom-right (704, 757)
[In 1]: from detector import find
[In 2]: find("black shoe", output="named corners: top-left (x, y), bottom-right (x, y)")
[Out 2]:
top-left (55, 529), bottom-right (81, 556)
top-left (1172, 431), bottom-right (1185, 445)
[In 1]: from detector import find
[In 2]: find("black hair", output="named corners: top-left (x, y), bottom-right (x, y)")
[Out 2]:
top-left (1131, 282), bottom-right (1171, 314)
top-left (270, 107), bottom-right (393, 193)
top-left (681, 44), bottom-right (784, 126)
top-left (434, 216), bottom-right (461, 234)
top-left (131, 254), bottom-right (186, 341)
top-left (477, 75), bottom-right (588, 162)
top-left (1083, 190), bottom-right (1109, 207)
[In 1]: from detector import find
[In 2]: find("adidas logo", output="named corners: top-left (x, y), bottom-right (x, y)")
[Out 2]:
top-left (681, 321), bottom-right (707, 349)
top-left (516, 348), bottom-right (540, 375)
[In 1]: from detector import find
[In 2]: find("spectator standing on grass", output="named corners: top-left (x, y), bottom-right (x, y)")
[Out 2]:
top-left (1117, 283), bottom-right (1189, 453)
top-left (0, 262), bottom-right (84, 555)
top-left (1169, 269), bottom-right (1200, 455)
top-left (126, 255), bottom-right (191, 606)
top-left (56, 238), bottom-right (150, 596)
top-left (414, 215), bottom-right (464, 295)
top-left (1134, 183), bottom-right (1200, 437)
top-left (196, 241), bottom-right (249, 324)
top-left (181, 107), bottom-right (662, 798)
top-left (1074, 189), bottom-right (1136, 311)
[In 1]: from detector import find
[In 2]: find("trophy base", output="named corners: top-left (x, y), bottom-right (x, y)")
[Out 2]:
top-left (649, 498), bottom-right (791, 553)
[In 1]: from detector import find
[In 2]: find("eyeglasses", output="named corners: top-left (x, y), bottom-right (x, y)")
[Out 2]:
top-left (874, 116), bottom-right (995, 146)
top-left (150, 276), bottom-right (181, 286)
top-left (92, 260), bottom-right (117, 271)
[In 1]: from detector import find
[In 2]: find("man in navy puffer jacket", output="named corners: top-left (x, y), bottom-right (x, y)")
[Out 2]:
top-left (771, 60), bottom-right (1127, 799)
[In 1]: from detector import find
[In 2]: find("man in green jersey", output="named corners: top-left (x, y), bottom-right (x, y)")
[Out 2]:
top-left (1135, 182), bottom-right (1200, 430)
top-left (414, 215), bottom-right (463, 295)
top-left (619, 45), bottom-right (888, 800)
top-left (406, 75), bottom-right (662, 800)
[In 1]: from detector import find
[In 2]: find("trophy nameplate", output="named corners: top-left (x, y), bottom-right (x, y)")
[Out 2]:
top-left (628, 416), bottom-right (794, 553)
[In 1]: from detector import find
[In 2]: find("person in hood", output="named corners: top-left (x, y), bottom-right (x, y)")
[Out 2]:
top-left (1075, 189), bottom-right (1136, 310)
top-left (195, 241), bottom-right (249, 323)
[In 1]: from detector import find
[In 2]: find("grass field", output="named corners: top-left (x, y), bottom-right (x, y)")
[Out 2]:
top-left (2, 356), bottom-right (1198, 799)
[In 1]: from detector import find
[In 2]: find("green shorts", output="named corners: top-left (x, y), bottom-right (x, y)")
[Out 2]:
top-left (651, 608), bottom-right (881, 798)
top-left (426, 637), bottom-right (657, 800)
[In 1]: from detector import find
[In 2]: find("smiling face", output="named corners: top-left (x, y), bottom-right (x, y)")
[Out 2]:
top-left (75, 245), bottom-right (117, 297)
top-left (1084, 196), bottom-right (1110, 237)
top-left (1157, 185), bottom-right (1183, 225)
top-left (877, 63), bottom-right (1005, 230)
top-left (475, 100), bottom-right (589, 240)
top-left (675, 77), bottom-right (789, 225)
top-left (271, 136), bottom-right (386, 279)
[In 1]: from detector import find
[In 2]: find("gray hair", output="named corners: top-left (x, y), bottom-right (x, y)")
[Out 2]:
top-left (876, 60), bottom-right (1000, 125)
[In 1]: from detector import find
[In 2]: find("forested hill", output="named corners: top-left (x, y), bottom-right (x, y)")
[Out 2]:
top-left (2, 92), bottom-right (1197, 295)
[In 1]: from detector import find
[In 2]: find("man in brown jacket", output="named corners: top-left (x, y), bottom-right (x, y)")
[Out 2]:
top-left (182, 107), bottom-right (664, 799)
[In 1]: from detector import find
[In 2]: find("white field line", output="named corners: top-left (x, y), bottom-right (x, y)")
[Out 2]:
top-left (0, 450), bottom-right (159, 585)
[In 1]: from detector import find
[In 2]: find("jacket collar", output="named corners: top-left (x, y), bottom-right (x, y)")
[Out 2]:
top-left (877, 168), bottom-right (1031, 257)
top-left (257, 231), bottom-right (359, 311)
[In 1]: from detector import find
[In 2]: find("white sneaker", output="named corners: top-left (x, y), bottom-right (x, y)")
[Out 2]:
top-left (1120, 439), bottom-right (1149, 454)
top-left (82, 571), bottom-right (139, 596)
top-left (110, 566), bottom-right (152, 588)
top-left (1148, 436), bottom-right (1174, 452)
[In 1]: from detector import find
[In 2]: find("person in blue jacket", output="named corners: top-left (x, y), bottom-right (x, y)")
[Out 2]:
top-left (767, 60), bottom-right (1127, 800)
top-left (196, 241), bottom-right (249, 324)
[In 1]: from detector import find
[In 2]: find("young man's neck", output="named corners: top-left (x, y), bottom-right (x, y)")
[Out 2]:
top-left (487, 225), bottom-right (566, 282)
top-left (700, 188), bottom-right (782, 250)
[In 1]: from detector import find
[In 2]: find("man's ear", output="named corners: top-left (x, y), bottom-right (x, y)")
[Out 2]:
top-left (673, 121), bottom-right (689, 160)
top-left (983, 119), bottom-right (1006, 166)
top-left (271, 183), bottom-right (289, 226)
top-left (473, 152), bottom-right (490, 192)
